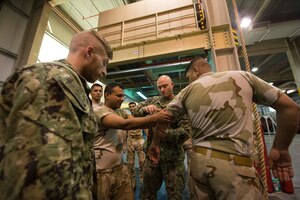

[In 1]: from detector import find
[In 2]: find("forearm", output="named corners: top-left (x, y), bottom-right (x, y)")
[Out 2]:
top-left (151, 122), bottom-right (170, 146)
top-left (122, 115), bottom-right (158, 129)
top-left (132, 102), bottom-right (149, 117)
top-left (131, 107), bottom-right (146, 117)
top-left (273, 106), bottom-right (299, 150)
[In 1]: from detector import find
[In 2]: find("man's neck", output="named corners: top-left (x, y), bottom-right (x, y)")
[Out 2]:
top-left (92, 99), bottom-right (100, 105)
top-left (164, 94), bottom-right (175, 101)
top-left (104, 102), bottom-right (116, 110)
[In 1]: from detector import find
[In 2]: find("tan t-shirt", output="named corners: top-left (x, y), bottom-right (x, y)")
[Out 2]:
top-left (93, 105), bottom-right (127, 170)
top-left (167, 71), bottom-right (282, 156)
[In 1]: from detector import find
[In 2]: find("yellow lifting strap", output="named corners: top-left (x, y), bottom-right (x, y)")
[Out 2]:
top-left (196, 0), bottom-right (206, 30)
top-left (231, 0), bottom-right (269, 199)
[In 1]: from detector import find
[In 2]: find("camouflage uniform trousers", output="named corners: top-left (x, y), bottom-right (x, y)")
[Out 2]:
top-left (142, 156), bottom-right (185, 200)
top-left (127, 136), bottom-right (145, 190)
top-left (96, 163), bottom-right (134, 200)
top-left (189, 151), bottom-right (264, 200)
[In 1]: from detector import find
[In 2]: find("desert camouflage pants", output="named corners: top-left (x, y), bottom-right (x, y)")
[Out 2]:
top-left (189, 152), bottom-right (264, 200)
top-left (96, 163), bottom-right (134, 200)
top-left (142, 157), bottom-right (185, 200)
top-left (127, 137), bottom-right (145, 190)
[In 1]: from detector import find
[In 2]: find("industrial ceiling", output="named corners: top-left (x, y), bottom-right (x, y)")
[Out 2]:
top-left (49, 0), bottom-right (300, 102)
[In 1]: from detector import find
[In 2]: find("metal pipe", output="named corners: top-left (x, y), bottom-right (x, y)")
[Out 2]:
top-left (252, 0), bottom-right (272, 24)
top-left (107, 60), bottom-right (190, 76)
top-left (68, 1), bottom-right (93, 28)
top-left (289, 26), bottom-right (300, 38)
top-left (51, 6), bottom-right (81, 33)
top-left (258, 29), bottom-right (270, 43)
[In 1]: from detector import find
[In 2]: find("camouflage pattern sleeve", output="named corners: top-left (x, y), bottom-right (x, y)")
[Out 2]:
top-left (164, 114), bottom-right (191, 145)
top-left (132, 96), bottom-right (160, 117)
top-left (0, 62), bottom-right (97, 199)
top-left (115, 108), bottom-right (129, 119)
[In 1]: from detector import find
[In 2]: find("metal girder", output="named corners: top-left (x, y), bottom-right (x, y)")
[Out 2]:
top-left (286, 40), bottom-right (300, 96)
top-left (257, 73), bottom-right (294, 83)
top-left (203, 0), bottom-right (241, 72)
top-left (109, 30), bottom-right (210, 65)
top-left (239, 38), bottom-right (288, 57)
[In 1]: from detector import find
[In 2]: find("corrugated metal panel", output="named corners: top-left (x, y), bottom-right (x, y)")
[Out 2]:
top-left (0, 4), bottom-right (27, 54)
top-left (0, 54), bottom-right (15, 82)
top-left (58, 0), bottom-right (129, 30)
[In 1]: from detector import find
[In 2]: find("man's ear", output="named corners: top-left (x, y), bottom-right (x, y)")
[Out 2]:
top-left (104, 92), bottom-right (109, 99)
top-left (86, 46), bottom-right (94, 58)
top-left (192, 65), bottom-right (199, 75)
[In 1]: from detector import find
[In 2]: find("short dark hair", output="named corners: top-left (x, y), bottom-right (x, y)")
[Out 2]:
top-left (128, 102), bottom-right (136, 106)
top-left (185, 57), bottom-right (209, 74)
top-left (91, 83), bottom-right (102, 90)
top-left (104, 82), bottom-right (124, 94)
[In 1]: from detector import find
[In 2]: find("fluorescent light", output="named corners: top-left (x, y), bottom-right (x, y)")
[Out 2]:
top-left (137, 91), bottom-right (147, 100)
top-left (286, 89), bottom-right (296, 94)
top-left (251, 67), bottom-right (258, 72)
top-left (241, 17), bottom-right (252, 28)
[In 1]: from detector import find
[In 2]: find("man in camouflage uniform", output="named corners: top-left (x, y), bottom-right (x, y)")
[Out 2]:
top-left (132, 75), bottom-right (192, 200)
top-left (127, 102), bottom-right (146, 190)
top-left (149, 57), bottom-right (300, 200)
top-left (0, 30), bottom-right (113, 199)
top-left (93, 82), bottom-right (172, 200)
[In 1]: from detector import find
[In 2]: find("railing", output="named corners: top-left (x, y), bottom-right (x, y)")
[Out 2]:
top-left (97, 4), bottom-right (202, 48)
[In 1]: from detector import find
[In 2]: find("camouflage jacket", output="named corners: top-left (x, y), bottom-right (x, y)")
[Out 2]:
top-left (132, 96), bottom-right (191, 161)
top-left (167, 71), bottom-right (283, 156)
top-left (0, 60), bottom-right (97, 200)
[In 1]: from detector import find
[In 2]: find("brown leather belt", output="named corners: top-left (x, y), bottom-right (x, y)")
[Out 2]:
top-left (194, 146), bottom-right (253, 167)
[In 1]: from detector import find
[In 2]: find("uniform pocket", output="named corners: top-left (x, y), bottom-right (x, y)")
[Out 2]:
top-left (234, 165), bottom-right (257, 178)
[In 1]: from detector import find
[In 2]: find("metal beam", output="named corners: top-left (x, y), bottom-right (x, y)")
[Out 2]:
top-left (0, 47), bottom-right (18, 59)
top-left (109, 31), bottom-right (209, 65)
top-left (107, 60), bottom-right (190, 76)
top-left (238, 38), bottom-right (288, 57)
top-left (143, 70), bottom-right (157, 89)
top-left (257, 54), bottom-right (276, 68)
top-left (252, 0), bottom-right (272, 24)
top-left (256, 73), bottom-right (294, 82)
top-left (203, 0), bottom-right (241, 71)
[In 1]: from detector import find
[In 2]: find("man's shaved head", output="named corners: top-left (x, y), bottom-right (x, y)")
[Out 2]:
top-left (69, 30), bottom-right (113, 59)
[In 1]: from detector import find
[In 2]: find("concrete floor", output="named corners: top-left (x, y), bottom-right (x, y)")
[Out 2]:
top-left (130, 134), bottom-right (300, 200)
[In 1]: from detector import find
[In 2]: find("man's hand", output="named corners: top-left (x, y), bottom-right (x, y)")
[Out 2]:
top-left (152, 109), bottom-right (173, 123)
top-left (269, 147), bottom-right (294, 182)
top-left (143, 105), bottom-right (160, 114)
top-left (147, 143), bottom-right (161, 164)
